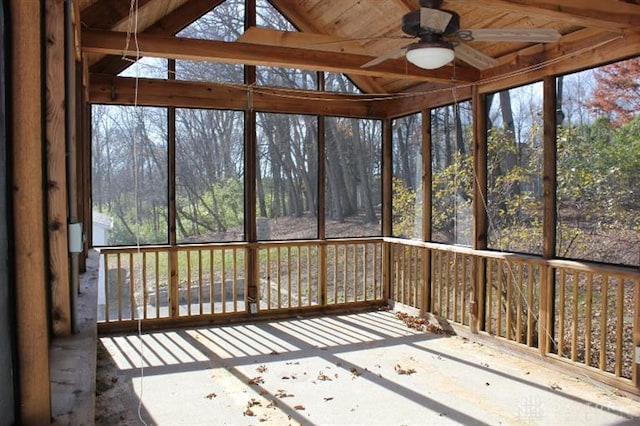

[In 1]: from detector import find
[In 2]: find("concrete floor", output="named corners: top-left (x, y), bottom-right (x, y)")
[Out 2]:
top-left (97, 310), bottom-right (640, 426)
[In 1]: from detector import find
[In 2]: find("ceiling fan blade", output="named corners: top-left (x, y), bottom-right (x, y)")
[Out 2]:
top-left (420, 7), bottom-right (452, 32)
top-left (454, 43), bottom-right (499, 70)
top-left (458, 28), bottom-right (561, 43)
top-left (361, 46), bottom-right (408, 68)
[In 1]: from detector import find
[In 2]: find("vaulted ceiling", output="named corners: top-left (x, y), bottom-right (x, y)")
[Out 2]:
top-left (79, 0), bottom-right (640, 97)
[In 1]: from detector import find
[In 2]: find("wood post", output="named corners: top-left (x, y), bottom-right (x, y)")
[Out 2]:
top-left (421, 109), bottom-right (432, 316)
top-left (11, 0), bottom-right (52, 422)
top-left (244, 0), bottom-right (259, 313)
top-left (318, 74), bottom-right (327, 306)
top-left (46, 0), bottom-right (71, 336)
top-left (541, 76), bottom-right (558, 356)
top-left (382, 119), bottom-right (393, 302)
top-left (471, 85), bottom-right (488, 333)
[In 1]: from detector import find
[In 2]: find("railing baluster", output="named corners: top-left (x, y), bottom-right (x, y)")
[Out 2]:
top-left (557, 269), bottom-right (565, 356)
top-left (585, 273), bottom-right (593, 367)
top-left (221, 248), bottom-right (227, 314)
top-left (486, 258), bottom-right (493, 335)
top-left (516, 262), bottom-right (523, 344)
top-left (599, 274), bottom-right (609, 371)
top-left (142, 252), bottom-right (148, 320)
top-left (186, 250), bottom-right (192, 316)
top-left (506, 260), bottom-right (512, 341)
top-left (287, 246), bottom-right (292, 308)
top-left (571, 271), bottom-right (579, 361)
top-left (117, 253), bottom-right (122, 321)
top-left (104, 252), bottom-right (110, 322)
top-left (526, 264), bottom-right (534, 347)
top-left (615, 275), bottom-right (624, 377)
top-left (198, 250), bottom-right (203, 315)
top-left (496, 259), bottom-right (503, 337)
top-left (453, 253), bottom-right (459, 323)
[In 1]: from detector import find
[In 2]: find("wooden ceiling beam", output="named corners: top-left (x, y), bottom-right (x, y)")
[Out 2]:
top-left (268, 0), bottom-right (389, 93)
top-left (90, 0), bottom-right (224, 74)
top-left (444, 0), bottom-right (640, 29)
top-left (89, 74), bottom-right (391, 118)
top-left (82, 29), bottom-right (479, 83)
top-left (382, 85), bottom-right (473, 118)
top-left (81, 0), bottom-right (156, 30)
top-left (479, 27), bottom-right (639, 93)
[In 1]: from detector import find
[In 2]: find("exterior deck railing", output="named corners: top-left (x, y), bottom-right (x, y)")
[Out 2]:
top-left (97, 237), bottom-right (639, 394)
top-left (98, 239), bottom-right (385, 326)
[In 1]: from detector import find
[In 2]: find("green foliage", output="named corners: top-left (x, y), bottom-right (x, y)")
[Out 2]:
top-left (557, 117), bottom-right (640, 262)
top-left (392, 177), bottom-right (418, 238)
top-left (432, 151), bottom-right (473, 242)
top-left (486, 126), bottom-right (543, 253)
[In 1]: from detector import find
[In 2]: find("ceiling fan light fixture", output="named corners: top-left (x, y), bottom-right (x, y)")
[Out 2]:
top-left (406, 41), bottom-right (455, 69)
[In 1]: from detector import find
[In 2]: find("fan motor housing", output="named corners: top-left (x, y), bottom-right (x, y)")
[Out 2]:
top-left (402, 9), bottom-right (460, 36)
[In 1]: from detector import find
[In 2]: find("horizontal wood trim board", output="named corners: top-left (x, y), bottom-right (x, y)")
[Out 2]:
top-left (97, 301), bottom-right (386, 334)
top-left (89, 74), bottom-right (391, 118)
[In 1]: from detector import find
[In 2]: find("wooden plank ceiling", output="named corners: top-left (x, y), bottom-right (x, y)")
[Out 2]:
top-left (80, 0), bottom-right (640, 95)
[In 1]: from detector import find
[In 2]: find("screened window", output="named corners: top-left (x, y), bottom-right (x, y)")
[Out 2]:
top-left (176, 109), bottom-right (244, 243)
top-left (486, 82), bottom-right (544, 255)
top-left (557, 60), bottom-right (640, 266)
top-left (392, 112), bottom-right (423, 239)
top-left (431, 102), bottom-right (473, 245)
top-left (256, 113), bottom-right (318, 240)
top-left (91, 105), bottom-right (168, 245)
top-left (325, 117), bottom-right (381, 238)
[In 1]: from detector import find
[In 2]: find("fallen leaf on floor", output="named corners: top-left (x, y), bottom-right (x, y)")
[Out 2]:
top-left (244, 408), bottom-right (255, 417)
top-left (248, 376), bottom-right (264, 385)
top-left (394, 364), bottom-right (416, 375)
top-left (256, 365), bottom-right (268, 373)
top-left (317, 372), bottom-right (332, 381)
top-left (275, 389), bottom-right (294, 398)
top-left (294, 405), bottom-right (305, 410)
top-left (350, 367), bottom-right (361, 378)
top-left (247, 398), bottom-right (262, 407)
top-left (204, 392), bottom-right (217, 399)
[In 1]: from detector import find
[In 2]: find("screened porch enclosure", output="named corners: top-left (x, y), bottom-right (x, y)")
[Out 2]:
top-left (92, 63), bottom-right (640, 397)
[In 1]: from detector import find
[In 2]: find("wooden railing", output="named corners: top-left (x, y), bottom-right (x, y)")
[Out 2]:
top-left (98, 239), bottom-right (384, 325)
top-left (385, 238), bottom-right (640, 392)
top-left (97, 237), bottom-right (639, 392)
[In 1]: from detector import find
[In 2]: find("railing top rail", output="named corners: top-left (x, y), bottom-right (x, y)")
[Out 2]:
top-left (384, 237), bottom-right (640, 278)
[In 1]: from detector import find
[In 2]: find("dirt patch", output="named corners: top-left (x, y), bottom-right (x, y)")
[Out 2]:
top-left (95, 340), bottom-right (143, 425)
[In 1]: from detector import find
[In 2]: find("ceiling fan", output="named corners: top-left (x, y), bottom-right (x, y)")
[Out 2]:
top-left (363, 0), bottom-right (561, 70)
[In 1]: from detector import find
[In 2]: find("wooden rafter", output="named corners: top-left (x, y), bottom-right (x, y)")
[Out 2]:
top-left (81, 0), bottom-right (155, 29)
top-left (89, 0), bottom-right (224, 74)
top-left (480, 27), bottom-right (638, 92)
top-left (444, 0), bottom-right (640, 29)
top-left (268, 0), bottom-right (390, 93)
top-left (82, 29), bottom-right (479, 83)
